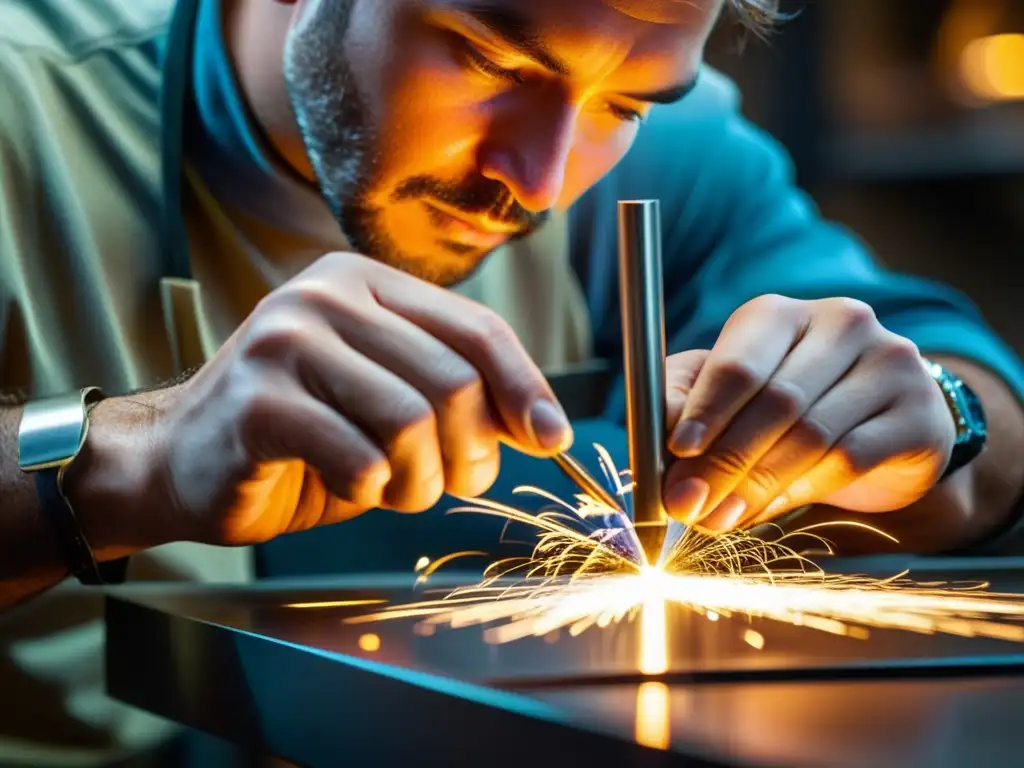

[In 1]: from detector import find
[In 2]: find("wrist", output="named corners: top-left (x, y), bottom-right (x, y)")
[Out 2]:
top-left (61, 393), bottom-right (178, 559)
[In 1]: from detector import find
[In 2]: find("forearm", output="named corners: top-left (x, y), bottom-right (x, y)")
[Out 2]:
top-left (0, 391), bottom-right (174, 611)
top-left (785, 355), bottom-right (1024, 555)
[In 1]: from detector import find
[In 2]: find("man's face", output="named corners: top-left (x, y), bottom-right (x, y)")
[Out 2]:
top-left (283, 0), bottom-right (720, 285)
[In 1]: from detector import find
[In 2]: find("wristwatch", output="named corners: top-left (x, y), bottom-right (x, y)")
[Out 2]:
top-left (926, 359), bottom-right (988, 480)
top-left (17, 387), bottom-right (130, 585)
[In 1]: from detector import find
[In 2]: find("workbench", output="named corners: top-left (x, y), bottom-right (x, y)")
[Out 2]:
top-left (105, 556), bottom-right (1024, 768)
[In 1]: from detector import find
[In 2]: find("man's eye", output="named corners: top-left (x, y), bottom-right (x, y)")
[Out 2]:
top-left (608, 104), bottom-right (646, 124)
top-left (460, 40), bottom-right (525, 84)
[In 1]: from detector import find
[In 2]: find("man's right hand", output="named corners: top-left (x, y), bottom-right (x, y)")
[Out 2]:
top-left (86, 252), bottom-right (573, 549)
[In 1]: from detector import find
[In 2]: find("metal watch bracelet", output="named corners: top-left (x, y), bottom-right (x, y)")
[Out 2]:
top-left (18, 387), bottom-right (129, 585)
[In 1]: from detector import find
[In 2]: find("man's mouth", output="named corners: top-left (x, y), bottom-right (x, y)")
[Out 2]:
top-left (424, 200), bottom-right (522, 249)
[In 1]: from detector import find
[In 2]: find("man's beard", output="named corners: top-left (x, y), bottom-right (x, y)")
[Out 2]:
top-left (282, 0), bottom-right (548, 286)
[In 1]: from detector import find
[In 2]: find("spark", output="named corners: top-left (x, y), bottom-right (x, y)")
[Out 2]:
top-left (339, 445), bottom-right (1024, 649)
top-left (284, 599), bottom-right (387, 609)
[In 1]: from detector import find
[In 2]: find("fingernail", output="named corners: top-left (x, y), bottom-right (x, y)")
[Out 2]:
top-left (704, 495), bottom-right (747, 532)
top-left (664, 477), bottom-right (711, 524)
top-left (669, 420), bottom-right (707, 457)
top-left (527, 399), bottom-right (572, 451)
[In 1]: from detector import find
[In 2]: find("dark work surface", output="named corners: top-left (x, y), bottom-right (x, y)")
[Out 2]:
top-left (106, 563), bottom-right (1024, 768)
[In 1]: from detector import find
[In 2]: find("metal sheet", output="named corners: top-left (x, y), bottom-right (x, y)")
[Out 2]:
top-left (105, 564), bottom-right (1024, 767)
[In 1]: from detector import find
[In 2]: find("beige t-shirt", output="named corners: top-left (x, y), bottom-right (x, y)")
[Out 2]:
top-left (0, 0), bottom-right (592, 763)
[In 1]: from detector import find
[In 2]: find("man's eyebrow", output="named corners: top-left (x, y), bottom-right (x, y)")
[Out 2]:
top-left (454, 5), bottom-right (571, 76)
top-left (620, 76), bottom-right (700, 105)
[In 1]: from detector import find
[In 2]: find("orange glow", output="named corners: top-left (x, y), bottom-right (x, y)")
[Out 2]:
top-left (635, 682), bottom-right (671, 750)
top-left (285, 599), bottom-right (386, 609)
top-left (959, 34), bottom-right (1024, 101)
top-left (743, 629), bottom-right (765, 650)
top-left (638, 588), bottom-right (668, 675)
top-left (358, 633), bottom-right (382, 652)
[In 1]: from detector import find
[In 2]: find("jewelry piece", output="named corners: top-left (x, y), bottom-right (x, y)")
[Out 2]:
top-left (18, 387), bottom-right (129, 585)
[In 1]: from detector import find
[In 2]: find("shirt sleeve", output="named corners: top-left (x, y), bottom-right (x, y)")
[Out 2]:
top-left (568, 66), bottom-right (1024, 553)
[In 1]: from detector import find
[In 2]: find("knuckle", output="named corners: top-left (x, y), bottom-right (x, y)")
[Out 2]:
top-left (434, 359), bottom-right (485, 412)
top-left (707, 447), bottom-right (754, 477)
top-left (386, 394), bottom-right (437, 446)
top-left (748, 293), bottom-right (792, 316)
top-left (878, 333), bottom-right (922, 367)
top-left (243, 312), bottom-right (309, 361)
top-left (318, 250), bottom-right (366, 275)
top-left (830, 297), bottom-right (877, 332)
top-left (793, 412), bottom-right (834, 453)
top-left (760, 379), bottom-right (807, 421)
top-left (745, 464), bottom-right (782, 496)
top-left (465, 308), bottom-right (517, 351)
top-left (714, 359), bottom-right (764, 394)
top-left (834, 436), bottom-right (883, 476)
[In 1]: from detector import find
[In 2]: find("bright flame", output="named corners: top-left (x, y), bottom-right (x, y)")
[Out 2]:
top-left (334, 446), bottom-right (1024, 668)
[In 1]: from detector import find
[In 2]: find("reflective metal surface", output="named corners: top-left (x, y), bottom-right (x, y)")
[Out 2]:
top-left (105, 563), bottom-right (1024, 767)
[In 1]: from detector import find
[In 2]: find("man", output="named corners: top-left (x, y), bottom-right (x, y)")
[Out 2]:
top-left (0, 0), bottom-right (1022, 762)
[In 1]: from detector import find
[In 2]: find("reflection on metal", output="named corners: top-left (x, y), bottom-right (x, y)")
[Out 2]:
top-left (636, 593), bottom-right (671, 749)
top-left (744, 629), bottom-right (766, 650)
top-left (635, 682), bottom-right (671, 751)
top-left (639, 598), bottom-right (668, 676)
top-left (285, 599), bottom-right (387, 609)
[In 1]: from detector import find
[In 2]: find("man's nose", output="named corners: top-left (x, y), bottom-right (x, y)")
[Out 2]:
top-left (478, 97), bottom-right (577, 214)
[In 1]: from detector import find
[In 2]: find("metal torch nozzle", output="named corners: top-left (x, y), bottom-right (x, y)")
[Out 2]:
top-left (617, 199), bottom-right (669, 567)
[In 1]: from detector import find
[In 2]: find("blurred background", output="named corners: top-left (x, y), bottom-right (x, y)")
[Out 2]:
top-left (706, 0), bottom-right (1023, 353)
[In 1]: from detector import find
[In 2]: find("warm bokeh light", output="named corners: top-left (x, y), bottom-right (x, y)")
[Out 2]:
top-left (414, 556), bottom-right (431, 572)
top-left (358, 633), bottom-right (382, 652)
top-left (959, 33), bottom-right (1024, 101)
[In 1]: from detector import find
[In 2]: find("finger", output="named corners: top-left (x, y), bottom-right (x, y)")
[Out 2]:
top-left (746, 405), bottom-right (925, 528)
top-left (664, 350), bottom-right (711, 434)
top-left (373, 281), bottom-right (572, 455)
top-left (669, 297), bottom-right (805, 458)
top-left (289, 319), bottom-right (453, 512)
top-left (681, 324), bottom-right (870, 528)
top-left (700, 367), bottom-right (897, 531)
top-left (239, 369), bottom-right (392, 510)
top-left (323, 306), bottom-right (502, 500)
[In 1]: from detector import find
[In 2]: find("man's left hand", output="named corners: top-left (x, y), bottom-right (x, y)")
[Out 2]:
top-left (663, 294), bottom-right (957, 532)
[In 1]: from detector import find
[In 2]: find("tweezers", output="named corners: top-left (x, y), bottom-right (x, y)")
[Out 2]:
top-left (553, 451), bottom-right (622, 511)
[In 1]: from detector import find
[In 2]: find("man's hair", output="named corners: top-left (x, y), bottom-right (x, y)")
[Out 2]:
top-left (727, 0), bottom-right (785, 36)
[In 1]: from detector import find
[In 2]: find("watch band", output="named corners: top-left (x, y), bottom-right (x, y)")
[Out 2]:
top-left (18, 387), bottom-right (129, 585)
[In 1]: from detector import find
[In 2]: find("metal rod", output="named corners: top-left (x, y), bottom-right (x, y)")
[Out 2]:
top-left (617, 200), bottom-right (668, 556)
top-left (553, 452), bottom-right (621, 511)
